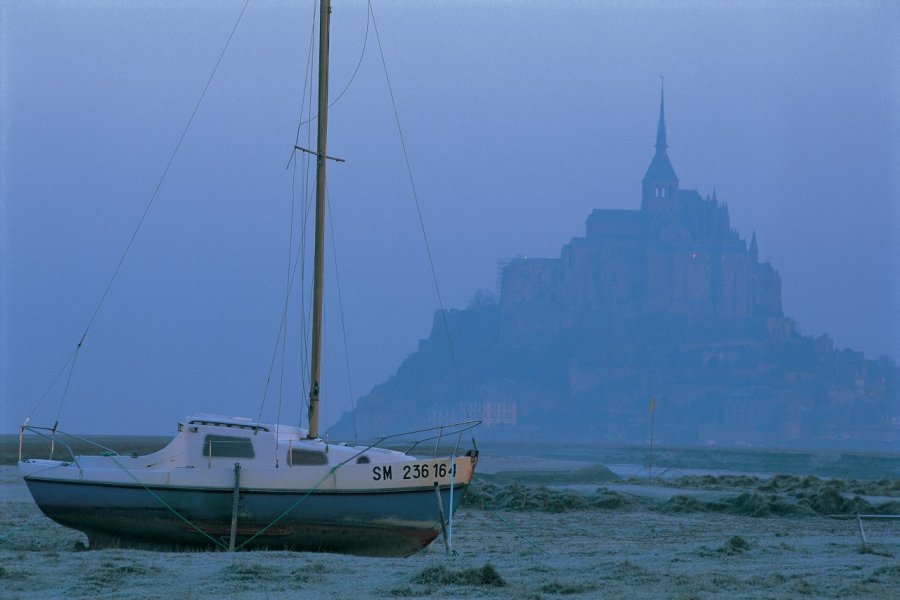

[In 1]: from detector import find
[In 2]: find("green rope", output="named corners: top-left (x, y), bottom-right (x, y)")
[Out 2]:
top-left (16, 462), bottom-right (70, 479)
top-left (235, 463), bottom-right (343, 550)
top-left (5, 466), bottom-right (73, 544)
top-left (3, 464), bottom-right (63, 543)
top-left (483, 503), bottom-right (550, 556)
top-left (0, 517), bottom-right (43, 544)
top-left (13, 461), bottom-right (222, 548)
top-left (16, 461), bottom-right (226, 549)
top-left (17, 457), bottom-right (228, 550)
top-left (110, 457), bottom-right (228, 550)
top-left (0, 475), bottom-right (25, 486)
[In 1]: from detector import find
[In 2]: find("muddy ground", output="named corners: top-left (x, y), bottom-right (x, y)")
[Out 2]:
top-left (2, 456), bottom-right (898, 599)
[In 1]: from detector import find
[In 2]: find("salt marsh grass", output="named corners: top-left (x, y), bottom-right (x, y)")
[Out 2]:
top-left (3, 444), bottom-right (899, 598)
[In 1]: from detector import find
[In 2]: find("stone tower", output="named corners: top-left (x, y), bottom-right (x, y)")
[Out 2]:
top-left (641, 82), bottom-right (680, 209)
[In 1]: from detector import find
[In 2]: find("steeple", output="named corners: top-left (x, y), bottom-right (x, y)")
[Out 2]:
top-left (642, 78), bottom-right (679, 208)
top-left (656, 82), bottom-right (668, 150)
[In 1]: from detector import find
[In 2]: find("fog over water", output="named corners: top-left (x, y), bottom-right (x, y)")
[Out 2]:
top-left (2, 1), bottom-right (898, 435)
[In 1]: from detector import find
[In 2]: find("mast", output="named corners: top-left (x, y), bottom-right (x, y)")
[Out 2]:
top-left (307, 0), bottom-right (331, 439)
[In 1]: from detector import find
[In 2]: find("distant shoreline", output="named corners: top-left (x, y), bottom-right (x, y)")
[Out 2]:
top-left (5, 435), bottom-right (898, 480)
top-left (1, 434), bottom-right (170, 465)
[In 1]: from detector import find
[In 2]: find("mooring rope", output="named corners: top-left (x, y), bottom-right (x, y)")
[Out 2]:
top-left (109, 457), bottom-right (229, 550)
top-left (469, 476), bottom-right (551, 556)
top-left (235, 460), bottom-right (346, 549)
top-left (448, 450), bottom-right (456, 551)
top-left (483, 502), bottom-right (551, 557)
top-left (8, 470), bottom-right (73, 559)
top-left (13, 463), bottom-right (69, 481)
top-left (12, 459), bottom-right (225, 549)
top-left (0, 517), bottom-right (45, 545)
top-left (1, 467), bottom-right (68, 544)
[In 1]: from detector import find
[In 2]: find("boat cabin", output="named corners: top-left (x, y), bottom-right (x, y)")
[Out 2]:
top-left (144, 414), bottom-right (416, 471)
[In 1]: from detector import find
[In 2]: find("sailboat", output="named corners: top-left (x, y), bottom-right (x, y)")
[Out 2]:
top-left (18, 0), bottom-right (479, 557)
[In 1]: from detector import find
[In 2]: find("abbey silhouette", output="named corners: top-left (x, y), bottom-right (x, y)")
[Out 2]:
top-left (502, 85), bottom-right (782, 346)
top-left (332, 88), bottom-right (898, 447)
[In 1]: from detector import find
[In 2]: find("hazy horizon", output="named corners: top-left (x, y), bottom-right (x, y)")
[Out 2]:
top-left (2, 1), bottom-right (898, 436)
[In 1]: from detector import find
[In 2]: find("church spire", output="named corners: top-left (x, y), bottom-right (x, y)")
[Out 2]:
top-left (642, 79), bottom-right (679, 207)
top-left (656, 77), bottom-right (668, 150)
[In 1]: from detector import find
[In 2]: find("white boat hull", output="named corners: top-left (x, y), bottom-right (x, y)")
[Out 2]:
top-left (20, 454), bottom-right (477, 556)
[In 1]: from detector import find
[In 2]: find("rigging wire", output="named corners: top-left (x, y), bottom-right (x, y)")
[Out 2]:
top-left (276, 0), bottom-right (370, 429)
top-left (264, 0), bottom-right (457, 435)
top-left (262, 152), bottom-right (316, 428)
top-left (274, 3), bottom-right (318, 454)
top-left (369, 2), bottom-right (468, 411)
top-left (286, 0), bottom-right (372, 142)
top-left (309, 0), bottom-right (372, 440)
top-left (254, 234), bottom-right (309, 428)
top-left (283, 0), bottom-right (373, 439)
top-left (295, 5), bottom-right (319, 426)
top-left (24, 349), bottom-right (77, 424)
top-left (33, 0), bottom-right (253, 426)
top-left (326, 194), bottom-right (359, 440)
top-left (324, 1), bottom-right (371, 110)
top-left (257, 0), bottom-right (319, 429)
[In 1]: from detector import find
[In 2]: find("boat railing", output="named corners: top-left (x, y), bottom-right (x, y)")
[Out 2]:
top-left (18, 424), bottom-right (119, 464)
top-left (357, 419), bottom-right (482, 458)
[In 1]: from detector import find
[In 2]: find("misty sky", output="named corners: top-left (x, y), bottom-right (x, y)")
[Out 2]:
top-left (2, 1), bottom-right (898, 435)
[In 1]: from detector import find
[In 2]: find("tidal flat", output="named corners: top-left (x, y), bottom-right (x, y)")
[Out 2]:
top-left (2, 449), bottom-right (899, 599)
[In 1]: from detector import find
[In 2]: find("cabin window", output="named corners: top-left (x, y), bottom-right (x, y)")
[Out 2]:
top-left (202, 435), bottom-right (255, 458)
top-left (290, 449), bottom-right (328, 466)
top-left (356, 455), bottom-right (371, 464)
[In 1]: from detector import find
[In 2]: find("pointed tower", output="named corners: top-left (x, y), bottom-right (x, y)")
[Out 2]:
top-left (642, 81), bottom-right (679, 209)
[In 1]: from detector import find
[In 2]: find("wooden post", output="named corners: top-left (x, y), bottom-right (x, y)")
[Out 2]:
top-left (50, 422), bottom-right (57, 461)
top-left (229, 462), bottom-right (241, 551)
top-left (433, 482), bottom-right (450, 555)
top-left (857, 512), bottom-right (868, 552)
top-left (648, 397), bottom-right (656, 480)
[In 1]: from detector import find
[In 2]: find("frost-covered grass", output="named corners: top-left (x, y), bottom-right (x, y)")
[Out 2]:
top-left (464, 471), bottom-right (900, 518)
top-left (3, 463), bottom-right (899, 599)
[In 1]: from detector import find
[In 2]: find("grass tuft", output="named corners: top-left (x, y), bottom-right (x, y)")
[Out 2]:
top-left (539, 579), bottom-right (599, 595)
top-left (411, 562), bottom-right (506, 587)
top-left (859, 545), bottom-right (895, 558)
top-left (871, 564), bottom-right (900, 578)
top-left (383, 585), bottom-right (418, 597)
top-left (723, 535), bottom-right (750, 555)
top-left (222, 562), bottom-right (283, 582)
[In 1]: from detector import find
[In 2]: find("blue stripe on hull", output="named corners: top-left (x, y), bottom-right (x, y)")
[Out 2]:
top-left (24, 478), bottom-right (469, 557)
